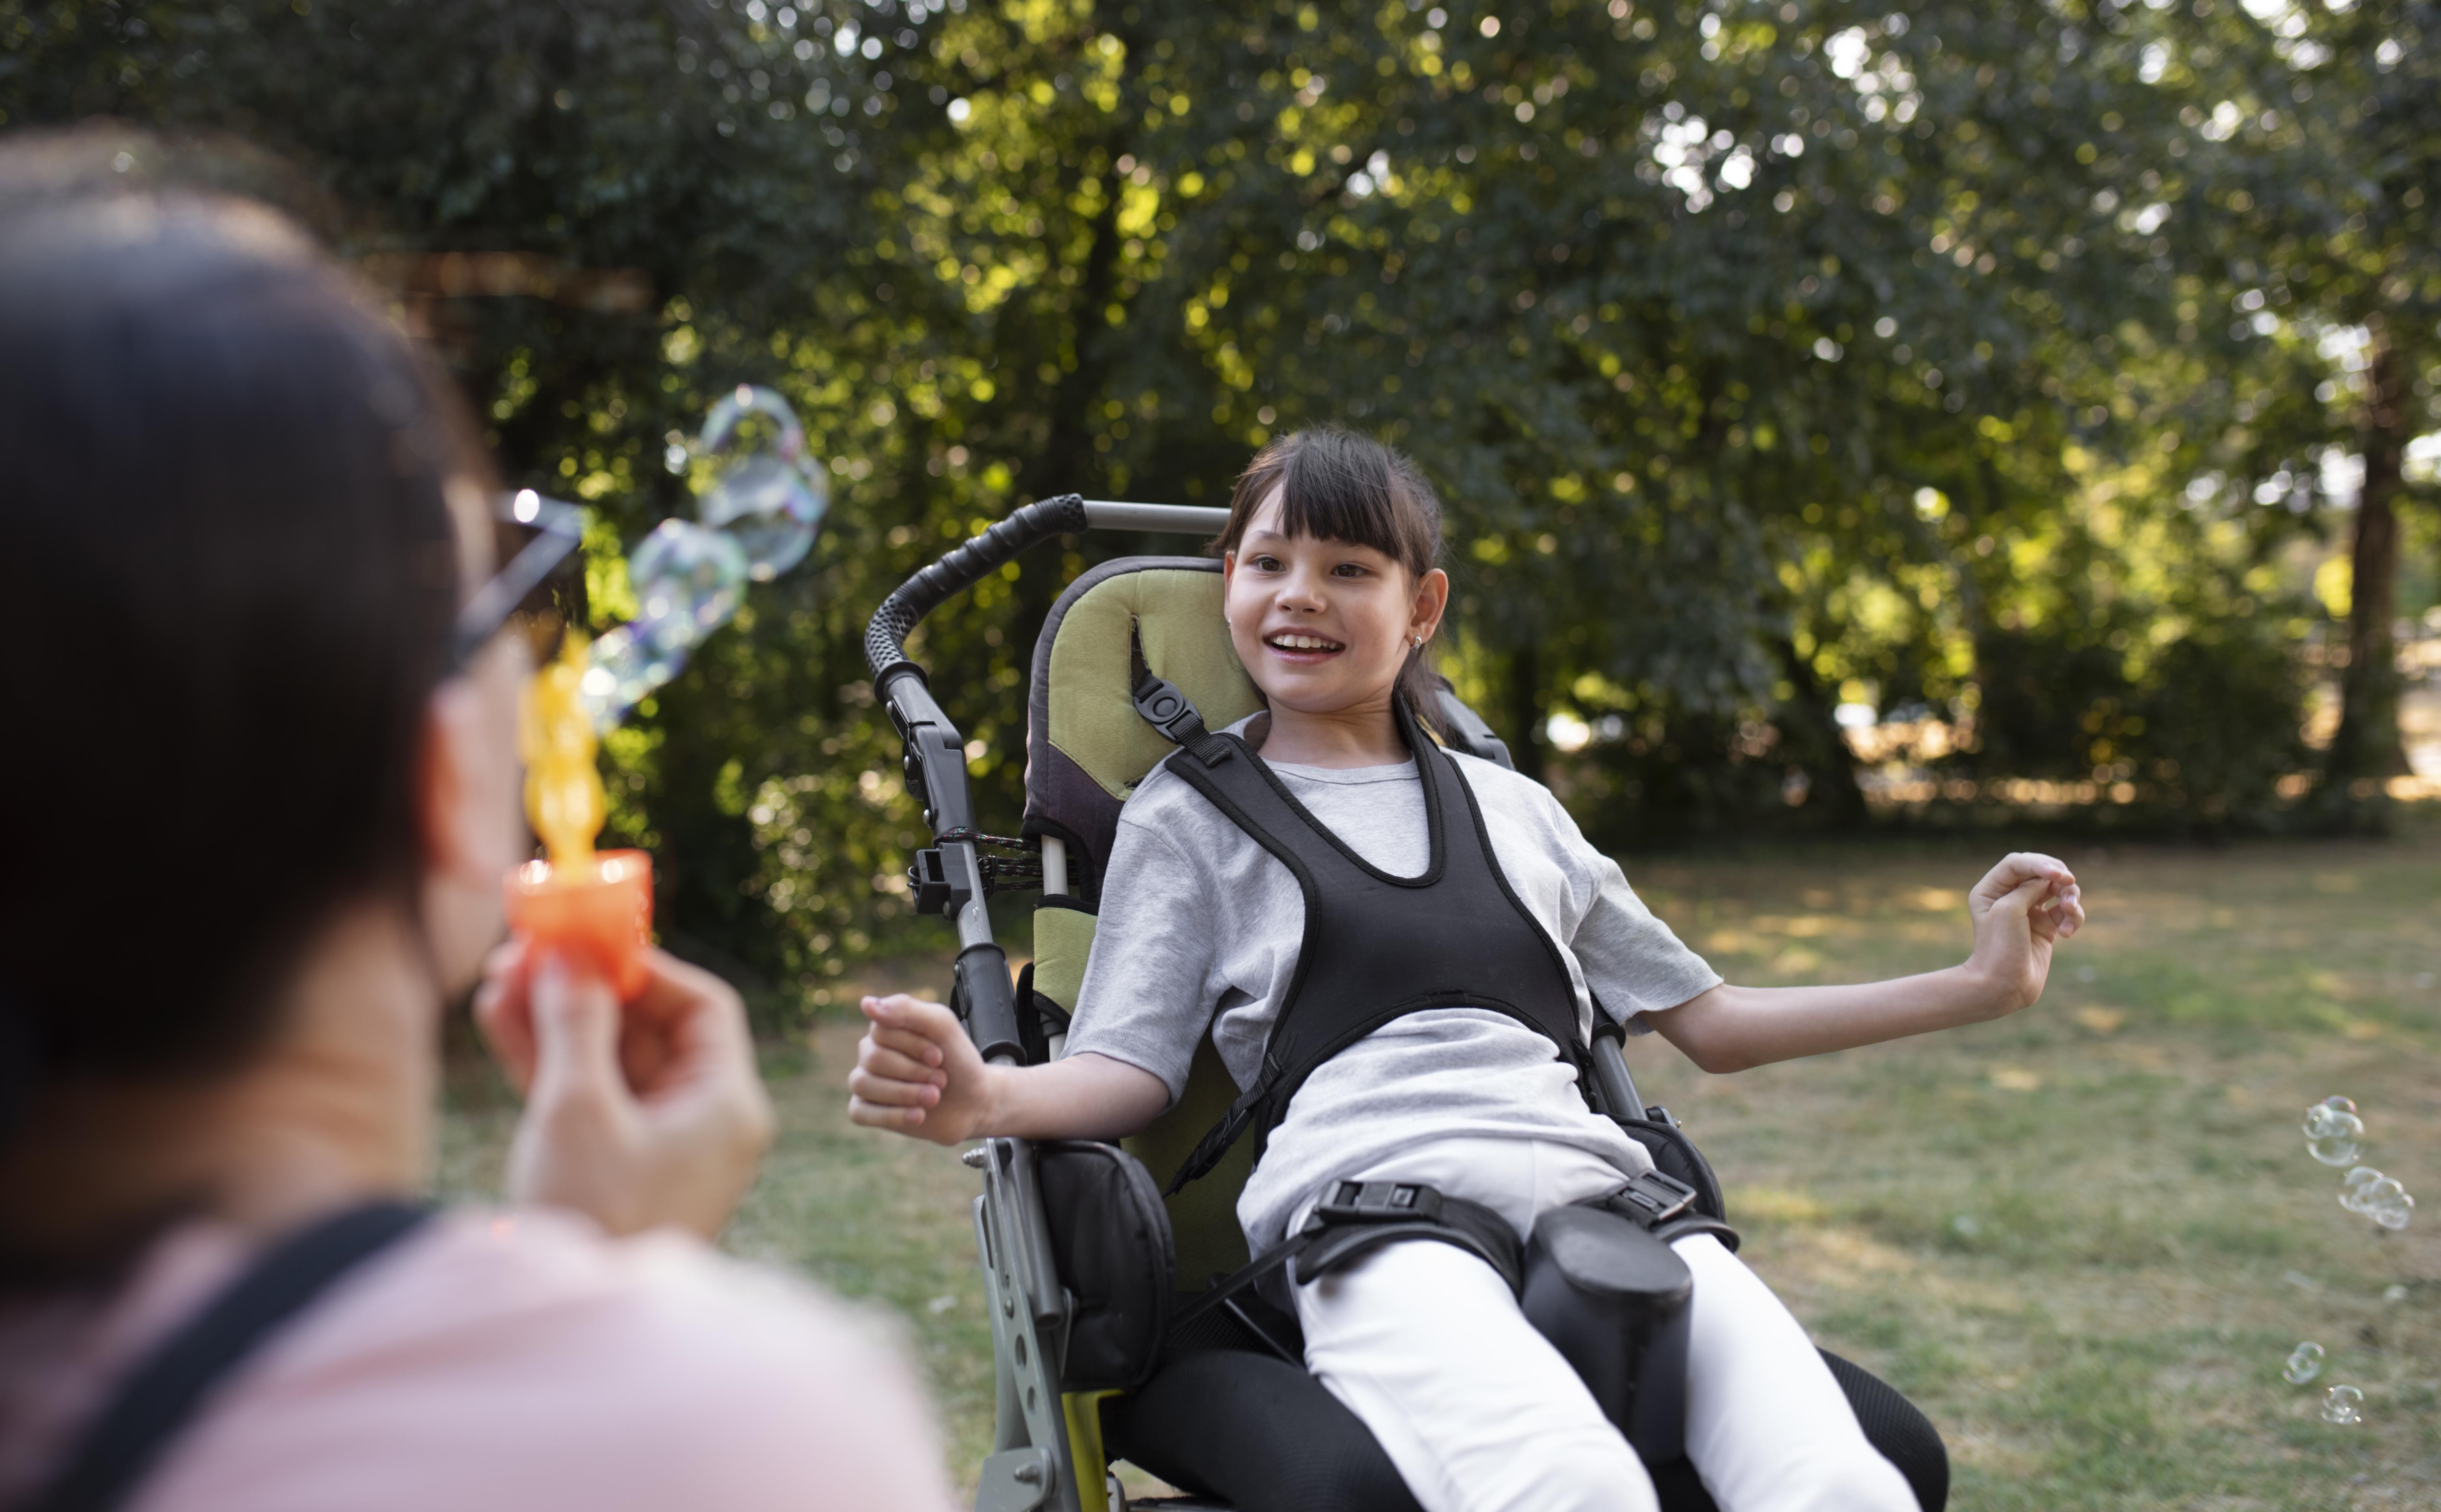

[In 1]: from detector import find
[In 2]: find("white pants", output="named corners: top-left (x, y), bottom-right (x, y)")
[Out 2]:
top-left (1289, 1138), bottom-right (1915, 1512)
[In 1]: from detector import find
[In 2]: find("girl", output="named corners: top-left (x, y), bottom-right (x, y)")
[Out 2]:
top-left (851, 428), bottom-right (2083, 1512)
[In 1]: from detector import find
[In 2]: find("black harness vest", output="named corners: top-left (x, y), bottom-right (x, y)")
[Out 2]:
top-left (1146, 686), bottom-right (1595, 1193)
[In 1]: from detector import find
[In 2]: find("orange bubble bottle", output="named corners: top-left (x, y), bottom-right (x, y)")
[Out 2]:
top-left (503, 633), bottom-right (652, 997)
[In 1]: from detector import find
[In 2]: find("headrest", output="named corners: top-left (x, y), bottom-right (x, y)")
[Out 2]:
top-left (1022, 557), bottom-right (1264, 902)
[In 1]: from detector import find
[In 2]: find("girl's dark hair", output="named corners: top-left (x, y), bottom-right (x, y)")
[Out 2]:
top-left (1214, 426), bottom-right (1447, 733)
top-left (0, 135), bottom-right (491, 1099)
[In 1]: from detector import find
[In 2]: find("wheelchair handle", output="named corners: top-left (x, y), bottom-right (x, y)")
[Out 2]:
top-left (862, 496), bottom-right (1230, 1066)
top-left (862, 497), bottom-right (1229, 686)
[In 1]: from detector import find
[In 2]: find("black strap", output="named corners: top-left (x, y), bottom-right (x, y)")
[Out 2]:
top-left (24, 1200), bottom-right (432, 1512)
top-left (1128, 622), bottom-right (1233, 768)
top-left (1171, 1181), bottom-right (1522, 1340)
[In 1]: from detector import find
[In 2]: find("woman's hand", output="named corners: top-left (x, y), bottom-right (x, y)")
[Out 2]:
top-left (847, 994), bottom-right (1001, 1145)
top-left (1963, 852), bottom-right (2085, 1015)
top-left (474, 941), bottom-right (775, 1239)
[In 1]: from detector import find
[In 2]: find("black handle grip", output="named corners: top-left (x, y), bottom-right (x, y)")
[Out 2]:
top-left (864, 494), bottom-right (1089, 682)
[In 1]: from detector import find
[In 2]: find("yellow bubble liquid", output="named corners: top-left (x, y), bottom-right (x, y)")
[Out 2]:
top-left (520, 632), bottom-right (606, 867)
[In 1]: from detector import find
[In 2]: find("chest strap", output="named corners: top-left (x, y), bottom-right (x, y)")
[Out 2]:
top-left (1135, 685), bottom-right (1593, 1194)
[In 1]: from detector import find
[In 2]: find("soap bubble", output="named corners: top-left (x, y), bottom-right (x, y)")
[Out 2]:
top-left (631, 518), bottom-right (749, 647)
top-left (2341, 1174), bottom-right (2415, 1230)
top-left (697, 384), bottom-right (827, 581)
top-left (2282, 1342), bottom-right (2325, 1384)
top-left (2303, 1096), bottom-right (2364, 1165)
top-left (575, 521), bottom-right (747, 729)
top-left (2321, 1383), bottom-right (2362, 1425)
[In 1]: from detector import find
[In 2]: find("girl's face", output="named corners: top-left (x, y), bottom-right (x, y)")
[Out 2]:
top-left (1221, 486), bottom-right (1449, 717)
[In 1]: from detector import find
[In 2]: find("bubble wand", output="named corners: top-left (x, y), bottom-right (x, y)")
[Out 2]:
top-left (504, 385), bottom-right (828, 995)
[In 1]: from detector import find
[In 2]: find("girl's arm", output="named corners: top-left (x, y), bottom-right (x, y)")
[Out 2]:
top-left (1647, 852), bottom-right (2085, 1074)
top-left (848, 993), bottom-right (1171, 1144)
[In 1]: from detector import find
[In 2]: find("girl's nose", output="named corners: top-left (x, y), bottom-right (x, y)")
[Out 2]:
top-left (1274, 577), bottom-right (1324, 613)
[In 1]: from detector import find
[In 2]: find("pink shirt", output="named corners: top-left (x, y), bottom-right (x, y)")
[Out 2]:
top-left (0, 1207), bottom-right (958, 1512)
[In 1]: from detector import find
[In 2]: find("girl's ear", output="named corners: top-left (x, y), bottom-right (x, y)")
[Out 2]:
top-left (1409, 566), bottom-right (1450, 643)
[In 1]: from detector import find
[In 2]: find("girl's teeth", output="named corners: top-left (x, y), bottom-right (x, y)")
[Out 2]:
top-left (1272, 634), bottom-right (1339, 650)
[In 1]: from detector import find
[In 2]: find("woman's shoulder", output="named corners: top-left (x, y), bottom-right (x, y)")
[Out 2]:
top-left (150, 1207), bottom-right (954, 1512)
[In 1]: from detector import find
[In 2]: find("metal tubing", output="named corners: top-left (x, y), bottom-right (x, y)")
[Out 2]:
top-left (1592, 1035), bottom-right (1647, 1124)
top-left (1079, 501), bottom-right (1231, 535)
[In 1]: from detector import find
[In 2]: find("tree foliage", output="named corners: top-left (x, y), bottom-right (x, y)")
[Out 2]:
top-left (7, 0), bottom-right (2435, 1005)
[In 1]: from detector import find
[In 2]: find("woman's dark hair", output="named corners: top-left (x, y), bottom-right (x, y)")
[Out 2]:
top-left (0, 134), bottom-right (492, 1102)
top-left (1214, 426), bottom-right (1447, 733)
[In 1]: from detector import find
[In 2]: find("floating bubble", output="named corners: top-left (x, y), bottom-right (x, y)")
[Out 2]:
top-left (2309, 1135), bottom-right (2364, 1166)
top-left (697, 384), bottom-right (827, 581)
top-left (2372, 1191), bottom-right (2415, 1232)
top-left (631, 518), bottom-right (749, 648)
top-left (2282, 1342), bottom-right (2325, 1384)
top-left (2303, 1097), bottom-right (2364, 1165)
top-left (2321, 1383), bottom-right (2363, 1425)
top-left (2303, 1096), bottom-right (2362, 1141)
top-left (574, 521), bottom-right (747, 729)
top-left (2341, 1170), bottom-right (2394, 1215)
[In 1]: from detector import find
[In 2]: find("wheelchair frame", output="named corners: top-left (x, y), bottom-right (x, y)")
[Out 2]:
top-left (865, 496), bottom-right (1660, 1512)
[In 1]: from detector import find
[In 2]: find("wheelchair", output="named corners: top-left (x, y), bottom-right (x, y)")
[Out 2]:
top-left (865, 496), bottom-right (1948, 1512)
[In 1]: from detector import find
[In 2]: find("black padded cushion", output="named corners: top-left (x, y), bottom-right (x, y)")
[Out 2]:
top-left (1104, 1347), bottom-right (1423, 1512)
top-left (1037, 1141), bottom-right (1174, 1392)
top-left (1110, 1339), bottom-right (1946, 1512)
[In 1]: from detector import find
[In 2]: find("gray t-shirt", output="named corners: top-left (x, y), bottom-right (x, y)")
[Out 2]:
top-left (1063, 716), bottom-right (1723, 1251)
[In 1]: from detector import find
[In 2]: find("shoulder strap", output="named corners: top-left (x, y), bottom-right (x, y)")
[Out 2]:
top-left (24, 1200), bottom-right (431, 1512)
top-left (1128, 622), bottom-right (1235, 768)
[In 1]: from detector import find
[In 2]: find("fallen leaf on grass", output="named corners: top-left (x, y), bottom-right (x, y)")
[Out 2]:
top-left (1989, 1066), bottom-right (2044, 1091)
top-left (2343, 1020), bottom-right (2382, 1041)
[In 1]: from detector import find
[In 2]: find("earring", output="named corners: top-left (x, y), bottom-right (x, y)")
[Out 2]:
top-left (1410, 634), bottom-right (1425, 647)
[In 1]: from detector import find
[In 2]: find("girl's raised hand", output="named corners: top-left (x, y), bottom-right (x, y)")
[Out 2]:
top-left (848, 994), bottom-right (998, 1145)
top-left (1963, 852), bottom-right (2085, 1014)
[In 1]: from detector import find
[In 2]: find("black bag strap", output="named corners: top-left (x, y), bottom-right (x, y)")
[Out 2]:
top-left (24, 1200), bottom-right (431, 1512)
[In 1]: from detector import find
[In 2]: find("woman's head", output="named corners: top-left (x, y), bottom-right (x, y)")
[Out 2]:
top-left (1215, 427), bottom-right (1450, 730)
top-left (0, 136), bottom-right (521, 1116)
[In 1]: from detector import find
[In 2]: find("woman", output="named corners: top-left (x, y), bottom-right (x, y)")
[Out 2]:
top-left (852, 427), bottom-right (2085, 1512)
top-left (0, 137), bottom-right (953, 1512)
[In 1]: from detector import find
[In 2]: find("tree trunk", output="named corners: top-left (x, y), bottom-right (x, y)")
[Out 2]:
top-left (1506, 642), bottom-right (1545, 784)
top-left (1776, 636), bottom-right (1871, 828)
top-left (2324, 320), bottom-right (2411, 798)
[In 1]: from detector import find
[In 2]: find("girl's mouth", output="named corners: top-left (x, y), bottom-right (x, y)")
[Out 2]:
top-left (1263, 630), bottom-right (1345, 662)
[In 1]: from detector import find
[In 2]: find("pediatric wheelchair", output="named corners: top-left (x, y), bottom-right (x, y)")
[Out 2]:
top-left (865, 496), bottom-right (1948, 1512)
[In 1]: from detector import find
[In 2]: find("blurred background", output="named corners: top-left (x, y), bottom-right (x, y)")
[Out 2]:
top-left (8, 2), bottom-right (2440, 1502)
top-left (8, 0), bottom-right (2436, 1006)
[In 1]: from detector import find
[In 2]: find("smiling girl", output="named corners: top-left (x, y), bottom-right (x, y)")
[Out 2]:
top-left (852, 428), bottom-right (2083, 1512)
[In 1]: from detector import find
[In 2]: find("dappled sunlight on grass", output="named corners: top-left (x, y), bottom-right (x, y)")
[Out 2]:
top-left (1629, 826), bottom-right (2441, 1506)
top-left (439, 828), bottom-right (2441, 1505)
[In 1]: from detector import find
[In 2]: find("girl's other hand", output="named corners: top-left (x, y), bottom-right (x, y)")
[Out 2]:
top-left (848, 994), bottom-right (999, 1146)
top-left (474, 940), bottom-right (776, 1239)
top-left (1963, 852), bottom-right (2085, 1015)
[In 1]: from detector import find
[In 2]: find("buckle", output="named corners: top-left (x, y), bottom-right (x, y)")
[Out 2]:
top-left (1314, 1181), bottom-right (1444, 1226)
top-left (1131, 672), bottom-right (1207, 745)
top-left (1614, 1170), bottom-right (1698, 1228)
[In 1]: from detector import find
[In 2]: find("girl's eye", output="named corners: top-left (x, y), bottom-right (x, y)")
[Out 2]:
top-left (1332, 562), bottom-right (1367, 578)
top-left (1251, 555), bottom-right (1282, 572)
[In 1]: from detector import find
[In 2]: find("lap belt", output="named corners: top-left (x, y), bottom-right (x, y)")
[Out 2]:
top-left (1169, 1170), bottom-right (1735, 1464)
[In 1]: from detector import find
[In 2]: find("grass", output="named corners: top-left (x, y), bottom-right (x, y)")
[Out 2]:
top-left (439, 825), bottom-right (2441, 1509)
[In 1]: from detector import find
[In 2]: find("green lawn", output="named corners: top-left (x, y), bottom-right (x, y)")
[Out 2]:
top-left (441, 826), bottom-right (2441, 1509)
